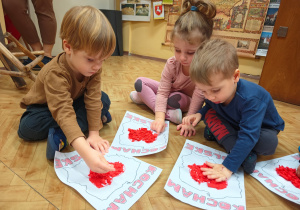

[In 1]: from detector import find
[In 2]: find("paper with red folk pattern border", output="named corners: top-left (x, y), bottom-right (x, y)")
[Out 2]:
top-left (111, 111), bottom-right (169, 156)
top-left (251, 153), bottom-right (300, 205)
top-left (164, 140), bottom-right (246, 210)
top-left (54, 151), bottom-right (162, 210)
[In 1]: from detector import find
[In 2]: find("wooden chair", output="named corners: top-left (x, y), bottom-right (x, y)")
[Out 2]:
top-left (0, 25), bottom-right (45, 89)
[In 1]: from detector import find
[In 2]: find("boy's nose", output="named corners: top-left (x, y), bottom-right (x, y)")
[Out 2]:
top-left (206, 94), bottom-right (215, 101)
top-left (93, 62), bottom-right (103, 70)
top-left (93, 65), bottom-right (101, 70)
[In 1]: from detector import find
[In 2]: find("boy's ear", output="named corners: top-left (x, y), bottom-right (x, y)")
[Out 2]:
top-left (63, 39), bottom-right (72, 54)
top-left (234, 69), bottom-right (240, 83)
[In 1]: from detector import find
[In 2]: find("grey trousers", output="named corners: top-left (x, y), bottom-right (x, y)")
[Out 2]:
top-left (204, 108), bottom-right (279, 155)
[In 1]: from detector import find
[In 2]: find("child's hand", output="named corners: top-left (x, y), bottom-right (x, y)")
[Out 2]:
top-left (201, 161), bottom-right (233, 182)
top-left (177, 124), bottom-right (196, 137)
top-left (297, 165), bottom-right (300, 178)
top-left (71, 137), bottom-right (115, 173)
top-left (84, 147), bottom-right (115, 173)
top-left (86, 131), bottom-right (109, 154)
top-left (151, 118), bottom-right (165, 134)
top-left (182, 113), bottom-right (202, 126)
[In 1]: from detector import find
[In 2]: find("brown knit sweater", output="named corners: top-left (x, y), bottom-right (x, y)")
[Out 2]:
top-left (20, 52), bottom-right (103, 144)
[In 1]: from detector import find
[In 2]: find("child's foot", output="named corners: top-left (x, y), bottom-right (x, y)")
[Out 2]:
top-left (102, 111), bottom-right (112, 124)
top-left (204, 126), bottom-right (216, 141)
top-left (241, 151), bottom-right (257, 174)
top-left (46, 127), bottom-right (67, 160)
top-left (165, 109), bottom-right (182, 124)
top-left (23, 56), bottom-right (52, 71)
top-left (130, 91), bottom-right (144, 105)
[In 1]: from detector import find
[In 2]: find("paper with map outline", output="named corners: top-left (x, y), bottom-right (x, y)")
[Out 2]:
top-left (110, 111), bottom-right (169, 156)
top-left (250, 153), bottom-right (300, 205)
top-left (164, 139), bottom-right (246, 209)
top-left (54, 151), bottom-right (162, 210)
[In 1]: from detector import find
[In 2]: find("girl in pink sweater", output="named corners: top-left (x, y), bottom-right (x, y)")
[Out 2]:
top-left (130, 0), bottom-right (216, 134)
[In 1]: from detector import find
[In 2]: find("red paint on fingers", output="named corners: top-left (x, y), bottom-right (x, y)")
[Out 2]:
top-left (89, 162), bottom-right (125, 188)
top-left (188, 163), bottom-right (228, 190)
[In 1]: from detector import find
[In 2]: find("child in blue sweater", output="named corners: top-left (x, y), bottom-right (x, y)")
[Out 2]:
top-left (180, 39), bottom-right (285, 181)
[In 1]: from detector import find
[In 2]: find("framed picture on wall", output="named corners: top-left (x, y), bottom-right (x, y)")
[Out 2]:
top-left (120, 0), bottom-right (151, 21)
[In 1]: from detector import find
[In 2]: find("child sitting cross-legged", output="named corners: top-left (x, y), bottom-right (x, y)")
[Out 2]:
top-left (130, 0), bottom-right (217, 134)
top-left (180, 39), bottom-right (285, 181)
top-left (18, 6), bottom-right (116, 173)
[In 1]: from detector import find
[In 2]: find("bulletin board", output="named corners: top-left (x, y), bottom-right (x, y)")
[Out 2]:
top-left (163, 0), bottom-right (271, 58)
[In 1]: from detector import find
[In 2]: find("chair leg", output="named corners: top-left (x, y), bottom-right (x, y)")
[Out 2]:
top-left (0, 55), bottom-right (27, 89)
top-left (0, 27), bottom-right (27, 89)
top-left (0, 31), bottom-right (44, 88)
top-left (5, 33), bottom-right (45, 68)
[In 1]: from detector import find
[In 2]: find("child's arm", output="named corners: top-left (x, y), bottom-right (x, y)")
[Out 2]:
top-left (152, 57), bottom-right (177, 134)
top-left (177, 98), bottom-right (211, 137)
top-left (151, 111), bottom-right (166, 134)
top-left (186, 86), bottom-right (205, 116)
top-left (201, 161), bottom-right (233, 182)
top-left (86, 130), bottom-right (109, 154)
top-left (72, 136), bottom-right (115, 173)
top-left (84, 71), bottom-right (104, 133)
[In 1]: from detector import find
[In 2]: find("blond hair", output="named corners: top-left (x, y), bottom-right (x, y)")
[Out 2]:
top-left (190, 39), bottom-right (239, 85)
top-left (60, 6), bottom-right (116, 58)
top-left (171, 0), bottom-right (216, 45)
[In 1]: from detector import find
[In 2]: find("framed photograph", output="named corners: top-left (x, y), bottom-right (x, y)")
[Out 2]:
top-left (120, 0), bottom-right (151, 21)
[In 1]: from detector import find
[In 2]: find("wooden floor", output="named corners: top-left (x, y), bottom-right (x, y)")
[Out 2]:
top-left (0, 55), bottom-right (299, 210)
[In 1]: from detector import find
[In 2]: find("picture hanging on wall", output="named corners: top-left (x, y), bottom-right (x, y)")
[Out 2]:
top-left (162, 0), bottom-right (173, 5)
top-left (153, 1), bottom-right (164, 20)
top-left (256, 2), bottom-right (280, 57)
top-left (163, 0), bottom-right (272, 58)
top-left (120, 0), bottom-right (151, 21)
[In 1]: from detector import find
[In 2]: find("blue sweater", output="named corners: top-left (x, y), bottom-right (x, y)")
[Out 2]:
top-left (198, 79), bottom-right (285, 173)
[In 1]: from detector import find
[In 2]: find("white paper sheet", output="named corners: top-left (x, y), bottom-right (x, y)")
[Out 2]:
top-left (164, 139), bottom-right (246, 210)
top-left (250, 153), bottom-right (300, 205)
top-left (110, 111), bottom-right (169, 156)
top-left (54, 151), bottom-right (162, 209)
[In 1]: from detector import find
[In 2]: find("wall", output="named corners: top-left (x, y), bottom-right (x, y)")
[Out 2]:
top-left (117, 1), bottom-right (265, 76)
top-left (29, 0), bottom-right (115, 56)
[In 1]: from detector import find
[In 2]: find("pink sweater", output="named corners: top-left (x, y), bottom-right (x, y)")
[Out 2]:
top-left (155, 56), bottom-right (204, 115)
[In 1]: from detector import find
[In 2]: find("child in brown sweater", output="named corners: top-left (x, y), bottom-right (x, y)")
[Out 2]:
top-left (18, 6), bottom-right (116, 173)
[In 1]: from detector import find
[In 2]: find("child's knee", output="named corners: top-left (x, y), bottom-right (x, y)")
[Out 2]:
top-left (101, 91), bottom-right (111, 109)
top-left (17, 123), bottom-right (28, 140)
top-left (167, 94), bottom-right (181, 109)
top-left (18, 110), bottom-right (51, 141)
top-left (134, 78), bottom-right (143, 92)
top-left (260, 139), bottom-right (278, 155)
top-left (18, 120), bottom-right (44, 141)
top-left (255, 129), bottom-right (279, 155)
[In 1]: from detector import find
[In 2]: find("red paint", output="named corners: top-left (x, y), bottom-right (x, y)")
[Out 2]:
top-left (188, 163), bottom-right (228, 190)
top-left (89, 162), bottom-right (125, 188)
top-left (276, 165), bottom-right (300, 189)
top-left (128, 128), bottom-right (158, 143)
